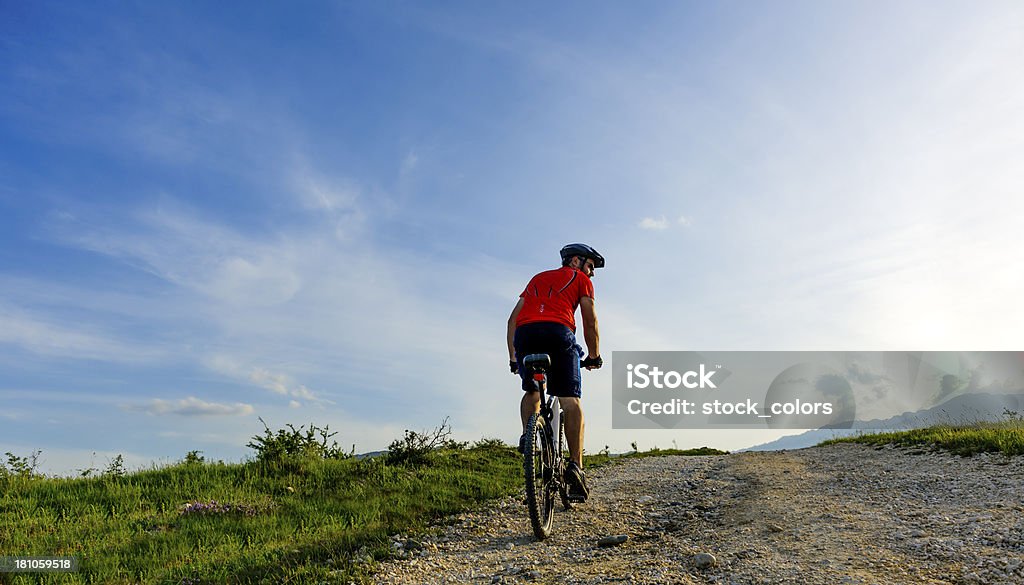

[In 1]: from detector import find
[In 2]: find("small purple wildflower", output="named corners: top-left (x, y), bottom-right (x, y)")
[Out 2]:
top-left (178, 499), bottom-right (265, 517)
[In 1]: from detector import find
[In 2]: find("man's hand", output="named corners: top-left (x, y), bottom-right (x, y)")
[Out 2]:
top-left (581, 355), bottom-right (603, 370)
top-left (509, 360), bottom-right (518, 374)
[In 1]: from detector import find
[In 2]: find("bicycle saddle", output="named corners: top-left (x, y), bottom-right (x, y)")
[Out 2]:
top-left (523, 354), bottom-right (551, 372)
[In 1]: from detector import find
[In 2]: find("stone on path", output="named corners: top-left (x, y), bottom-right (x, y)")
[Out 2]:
top-left (693, 552), bottom-right (717, 569)
top-left (597, 534), bottom-right (629, 547)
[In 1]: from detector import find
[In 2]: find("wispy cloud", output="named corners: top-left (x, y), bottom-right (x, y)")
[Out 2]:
top-left (123, 396), bottom-right (255, 417)
top-left (250, 368), bottom-right (317, 401)
top-left (205, 355), bottom-right (325, 405)
top-left (400, 151), bottom-right (419, 177)
top-left (291, 163), bottom-right (367, 240)
top-left (0, 304), bottom-right (164, 363)
top-left (55, 206), bottom-right (304, 307)
top-left (638, 215), bottom-right (692, 230)
top-left (639, 216), bottom-right (669, 230)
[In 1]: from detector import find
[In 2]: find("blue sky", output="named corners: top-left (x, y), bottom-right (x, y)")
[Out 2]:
top-left (2, 1), bottom-right (1023, 475)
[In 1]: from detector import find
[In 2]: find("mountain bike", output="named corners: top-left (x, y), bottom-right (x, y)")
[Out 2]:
top-left (522, 353), bottom-right (579, 540)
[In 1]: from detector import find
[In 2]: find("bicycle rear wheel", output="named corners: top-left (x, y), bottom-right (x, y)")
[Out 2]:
top-left (524, 412), bottom-right (555, 539)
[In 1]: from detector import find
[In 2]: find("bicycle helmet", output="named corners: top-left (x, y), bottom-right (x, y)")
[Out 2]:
top-left (560, 243), bottom-right (605, 268)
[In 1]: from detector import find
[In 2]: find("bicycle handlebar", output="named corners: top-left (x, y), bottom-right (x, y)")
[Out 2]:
top-left (510, 355), bottom-right (603, 374)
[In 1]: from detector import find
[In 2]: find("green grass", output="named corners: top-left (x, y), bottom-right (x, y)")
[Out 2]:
top-left (0, 434), bottom-right (729, 585)
top-left (0, 443), bottom-right (522, 584)
top-left (818, 418), bottom-right (1024, 456)
top-left (584, 446), bottom-right (728, 469)
top-left (0, 437), bottom-right (728, 585)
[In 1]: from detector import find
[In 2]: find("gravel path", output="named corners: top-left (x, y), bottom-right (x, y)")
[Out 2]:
top-left (373, 445), bottom-right (1024, 584)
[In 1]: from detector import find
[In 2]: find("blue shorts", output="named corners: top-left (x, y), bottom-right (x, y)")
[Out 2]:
top-left (513, 322), bottom-right (584, 398)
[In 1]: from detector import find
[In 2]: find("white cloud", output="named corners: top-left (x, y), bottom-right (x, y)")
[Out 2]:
top-left (123, 396), bottom-right (255, 417)
top-left (249, 368), bottom-right (319, 402)
top-left (57, 207), bottom-right (303, 307)
top-left (291, 162), bottom-right (366, 240)
top-left (401, 151), bottom-right (419, 176)
top-left (638, 216), bottom-right (669, 230)
top-left (0, 304), bottom-right (164, 363)
top-left (638, 215), bottom-right (692, 230)
top-left (249, 367), bottom-right (290, 395)
top-left (297, 173), bottom-right (358, 214)
top-left (205, 355), bottom-right (328, 404)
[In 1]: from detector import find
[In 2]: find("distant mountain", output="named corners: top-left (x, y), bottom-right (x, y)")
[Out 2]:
top-left (741, 392), bottom-right (1024, 452)
top-left (355, 450), bottom-right (387, 460)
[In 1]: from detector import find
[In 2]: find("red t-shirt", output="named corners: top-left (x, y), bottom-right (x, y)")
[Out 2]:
top-left (515, 266), bottom-right (595, 331)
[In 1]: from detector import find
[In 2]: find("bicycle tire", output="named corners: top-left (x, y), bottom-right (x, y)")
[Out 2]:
top-left (558, 416), bottom-right (573, 511)
top-left (524, 412), bottom-right (555, 539)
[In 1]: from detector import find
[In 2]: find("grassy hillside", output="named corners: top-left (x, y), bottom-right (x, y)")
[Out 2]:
top-left (818, 414), bottom-right (1024, 456)
top-left (0, 421), bottom-right (726, 585)
top-left (0, 445), bottom-right (521, 584)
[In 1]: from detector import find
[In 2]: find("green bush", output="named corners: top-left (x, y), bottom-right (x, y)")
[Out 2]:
top-left (472, 437), bottom-right (511, 450)
top-left (386, 417), bottom-right (467, 465)
top-left (104, 454), bottom-right (127, 477)
top-left (3, 450), bottom-right (41, 478)
top-left (182, 450), bottom-right (206, 465)
top-left (247, 417), bottom-right (354, 463)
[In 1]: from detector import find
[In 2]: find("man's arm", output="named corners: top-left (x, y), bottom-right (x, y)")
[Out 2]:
top-left (579, 296), bottom-right (600, 363)
top-left (507, 297), bottom-right (525, 361)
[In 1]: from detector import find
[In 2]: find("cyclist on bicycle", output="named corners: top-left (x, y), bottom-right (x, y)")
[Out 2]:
top-left (507, 243), bottom-right (604, 502)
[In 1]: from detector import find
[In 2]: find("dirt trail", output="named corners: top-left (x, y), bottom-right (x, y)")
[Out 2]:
top-left (374, 445), bottom-right (1024, 584)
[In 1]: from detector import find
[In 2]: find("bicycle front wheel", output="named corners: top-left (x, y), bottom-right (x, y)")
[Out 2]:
top-left (524, 412), bottom-right (555, 539)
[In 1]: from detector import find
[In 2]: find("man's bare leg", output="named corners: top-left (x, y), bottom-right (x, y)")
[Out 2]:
top-left (559, 397), bottom-right (584, 467)
top-left (520, 391), bottom-right (540, 430)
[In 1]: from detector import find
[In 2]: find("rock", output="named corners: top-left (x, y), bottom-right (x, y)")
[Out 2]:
top-left (597, 534), bottom-right (629, 547)
top-left (405, 538), bottom-right (424, 552)
top-left (693, 552), bottom-right (717, 569)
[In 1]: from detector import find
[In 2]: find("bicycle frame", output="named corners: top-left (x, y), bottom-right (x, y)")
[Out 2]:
top-left (532, 368), bottom-right (562, 458)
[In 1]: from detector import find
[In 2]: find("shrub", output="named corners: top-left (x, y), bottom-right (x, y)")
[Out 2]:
top-left (247, 417), bottom-right (353, 463)
top-left (472, 437), bottom-right (510, 450)
top-left (386, 417), bottom-right (465, 465)
top-left (182, 450), bottom-right (206, 465)
top-left (3, 450), bottom-right (42, 478)
top-left (104, 454), bottom-right (126, 478)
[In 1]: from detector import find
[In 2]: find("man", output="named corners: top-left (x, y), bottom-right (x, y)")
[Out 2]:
top-left (507, 243), bottom-right (604, 502)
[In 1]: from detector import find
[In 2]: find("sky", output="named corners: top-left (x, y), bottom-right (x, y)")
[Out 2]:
top-left (2, 1), bottom-right (1023, 476)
